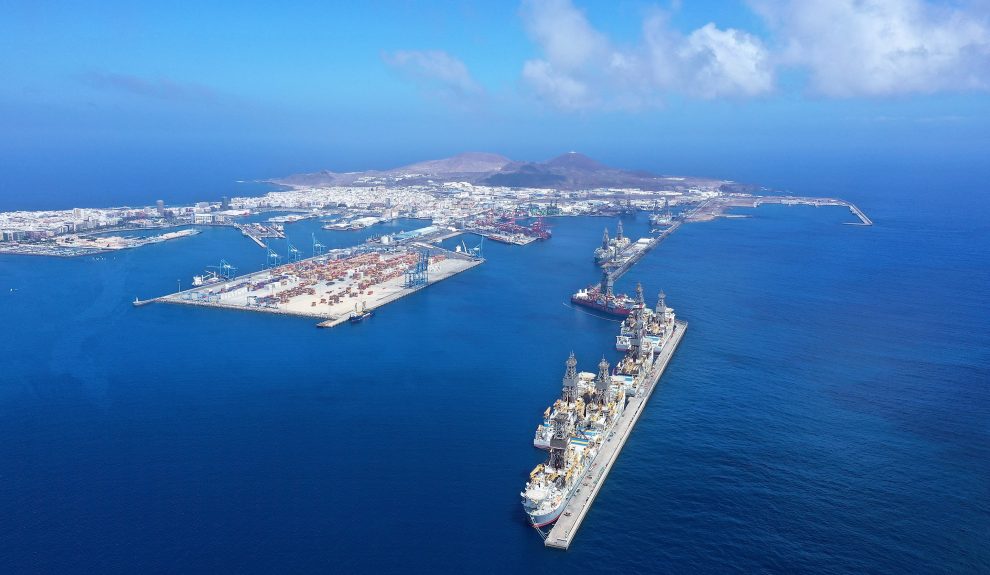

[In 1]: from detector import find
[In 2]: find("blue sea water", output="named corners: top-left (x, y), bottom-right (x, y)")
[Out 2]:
top-left (1, 166), bottom-right (988, 573)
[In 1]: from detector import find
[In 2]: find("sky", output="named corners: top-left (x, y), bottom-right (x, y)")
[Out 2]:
top-left (2, 0), bottom-right (990, 206)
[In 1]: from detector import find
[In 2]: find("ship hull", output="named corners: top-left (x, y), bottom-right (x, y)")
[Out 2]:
top-left (529, 505), bottom-right (565, 528)
top-left (570, 296), bottom-right (631, 317)
top-left (348, 311), bottom-right (373, 323)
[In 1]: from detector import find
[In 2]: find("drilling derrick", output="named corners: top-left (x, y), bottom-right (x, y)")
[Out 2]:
top-left (595, 357), bottom-right (611, 405)
top-left (562, 352), bottom-right (579, 403)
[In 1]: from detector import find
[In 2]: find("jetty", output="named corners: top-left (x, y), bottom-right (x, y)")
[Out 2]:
top-left (608, 221), bottom-right (681, 281)
top-left (544, 320), bottom-right (687, 550)
top-left (685, 195), bottom-right (873, 226)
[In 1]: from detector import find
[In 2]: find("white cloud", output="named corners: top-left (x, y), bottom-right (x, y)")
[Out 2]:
top-left (521, 59), bottom-right (591, 110)
top-left (521, 0), bottom-right (608, 71)
top-left (519, 0), bottom-right (774, 110)
top-left (679, 23), bottom-right (775, 98)
top-left (384, 50), bottom-right (482, 97)
top-left (751, 0), bottom-right (990, 97)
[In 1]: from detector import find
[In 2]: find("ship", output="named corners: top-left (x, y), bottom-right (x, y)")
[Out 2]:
top-left (593, 220), bottom-right (630, 264)
top-left (523, 290), bottom-right (678, 529)
top-left (349, 301), bottom-right (373, 323)
top-left (649, 197), bottom-right (674, 228)
top-left (523, 355), bottom-right (624, 527)
top-left (191, 270), bottom-right (220, 287)
top-left (570, 271), bottom-right (635, 317)
top-left (191, 259), bottom-right (237, 287)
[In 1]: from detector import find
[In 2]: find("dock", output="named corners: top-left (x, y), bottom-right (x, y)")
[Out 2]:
top-left (607, 221), bottom-right (681, 280)
top-left (544, 320), bottom-right (687, 550)
top-left (465, 229), bottom-right (538, 246)
top-left (233, 222), bottom-right (284, 248)
top-left (316, 254), bottom-right (482, 328)
top-left (138, 245), bottom-right (483, 327)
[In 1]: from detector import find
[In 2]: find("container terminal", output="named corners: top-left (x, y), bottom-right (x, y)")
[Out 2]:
top-left (522, 285), bottom-right (687, 549)
top-left (135, 242), bottom-right (482, 328)
top-left (465, 215), bottom-right (552, 245)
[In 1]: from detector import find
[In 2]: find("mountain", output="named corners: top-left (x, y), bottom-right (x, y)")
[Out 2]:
top-left (544, 152), bottom-right (610, 172)
top-left (395, 152), bottom-right (512, 175)
top-left (270, 152), bottom-right (733, 192)
top-left (482, 152), bottom-right (661, 189)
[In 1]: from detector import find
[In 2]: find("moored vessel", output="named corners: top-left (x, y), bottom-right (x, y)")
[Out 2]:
top-left (570, 271), bottom-right (635, 317)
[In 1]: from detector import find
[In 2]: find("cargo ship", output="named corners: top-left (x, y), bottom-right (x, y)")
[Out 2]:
top-left (570, 271), bottom-right (635, 317)
top-left (523, 289), bottom-right (678, 528)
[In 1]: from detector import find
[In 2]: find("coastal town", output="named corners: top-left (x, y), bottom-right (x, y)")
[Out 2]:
top-left (0, 152), bottom-right (870, 259)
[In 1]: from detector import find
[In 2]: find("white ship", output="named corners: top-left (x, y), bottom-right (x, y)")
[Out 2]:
top-left (523, 355), bottom-right (626, 528)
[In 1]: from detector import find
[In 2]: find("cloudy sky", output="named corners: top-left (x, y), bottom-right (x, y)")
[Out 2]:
top-left (2, 0), bottom-right (989, 193)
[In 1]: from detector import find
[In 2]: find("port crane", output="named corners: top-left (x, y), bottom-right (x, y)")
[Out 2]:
top-left (287, 239), bottom-right (302, 263)
top-left (312, 233), bottom-right (325, 257)
top-left (264, 240), bottom-right (281, 269)
top-left (221, 259), bottom-right (237, 280)
top-left (404, 249), bottom-right (430, 288)
top-left (455, 236), bottom-right (484, 260)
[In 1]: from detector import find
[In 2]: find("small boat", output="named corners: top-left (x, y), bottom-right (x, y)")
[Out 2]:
top-left (349, 302), bottom-right (373, 323)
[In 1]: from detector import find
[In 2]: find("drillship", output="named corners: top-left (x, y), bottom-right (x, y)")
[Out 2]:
top-left (523, 355), bottom-right (624, 527)
top-left (649, 197), bottom-right (674, 228)
top-left (593, 220), bottom-right (630, 265)
top-left (570, 271), bottom-right (636, 317)
top-left (524, 288), bottom-right (677, 528)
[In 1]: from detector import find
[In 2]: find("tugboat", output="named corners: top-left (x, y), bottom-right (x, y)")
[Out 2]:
top-left (349, 301), bottom-right (374, 323)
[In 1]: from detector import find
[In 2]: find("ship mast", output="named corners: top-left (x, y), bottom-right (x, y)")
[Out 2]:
top-left (602, 271), bottom-right (614, 300)
top-left (548, 411), bottom-right (572, 470)
top-left (595, 357), bottom-right (611, 405)
top-left (562, 352), bottom-right (578, 403)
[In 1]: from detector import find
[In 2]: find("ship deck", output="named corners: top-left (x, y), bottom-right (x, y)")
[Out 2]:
top-left (543, 320), bottom-right (687, 550)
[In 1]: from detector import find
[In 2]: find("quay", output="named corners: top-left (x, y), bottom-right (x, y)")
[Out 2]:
top-left (466, 229), bottom-right (537, 246)
top-left (544, 320), bottom-right (688, 550)
top-left (137, 244), bottom-right (482, 327)
top-left (234, 222), bottom-right (284, 248)
top-left (607, 221), bottom-right (681, 281)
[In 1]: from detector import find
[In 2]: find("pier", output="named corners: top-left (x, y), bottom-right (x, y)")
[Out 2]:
top-left (137, 245), bottom-right (482, 327)
top-left (233, 222), bottom-right (284, 248)
top-left (607, 221), bottom-right (681, 281)
top-left (544, 320), bottom-right (687, 550)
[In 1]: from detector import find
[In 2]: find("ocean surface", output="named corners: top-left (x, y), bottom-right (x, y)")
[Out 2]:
top-left (1, 166), bottom-right (988, 573)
